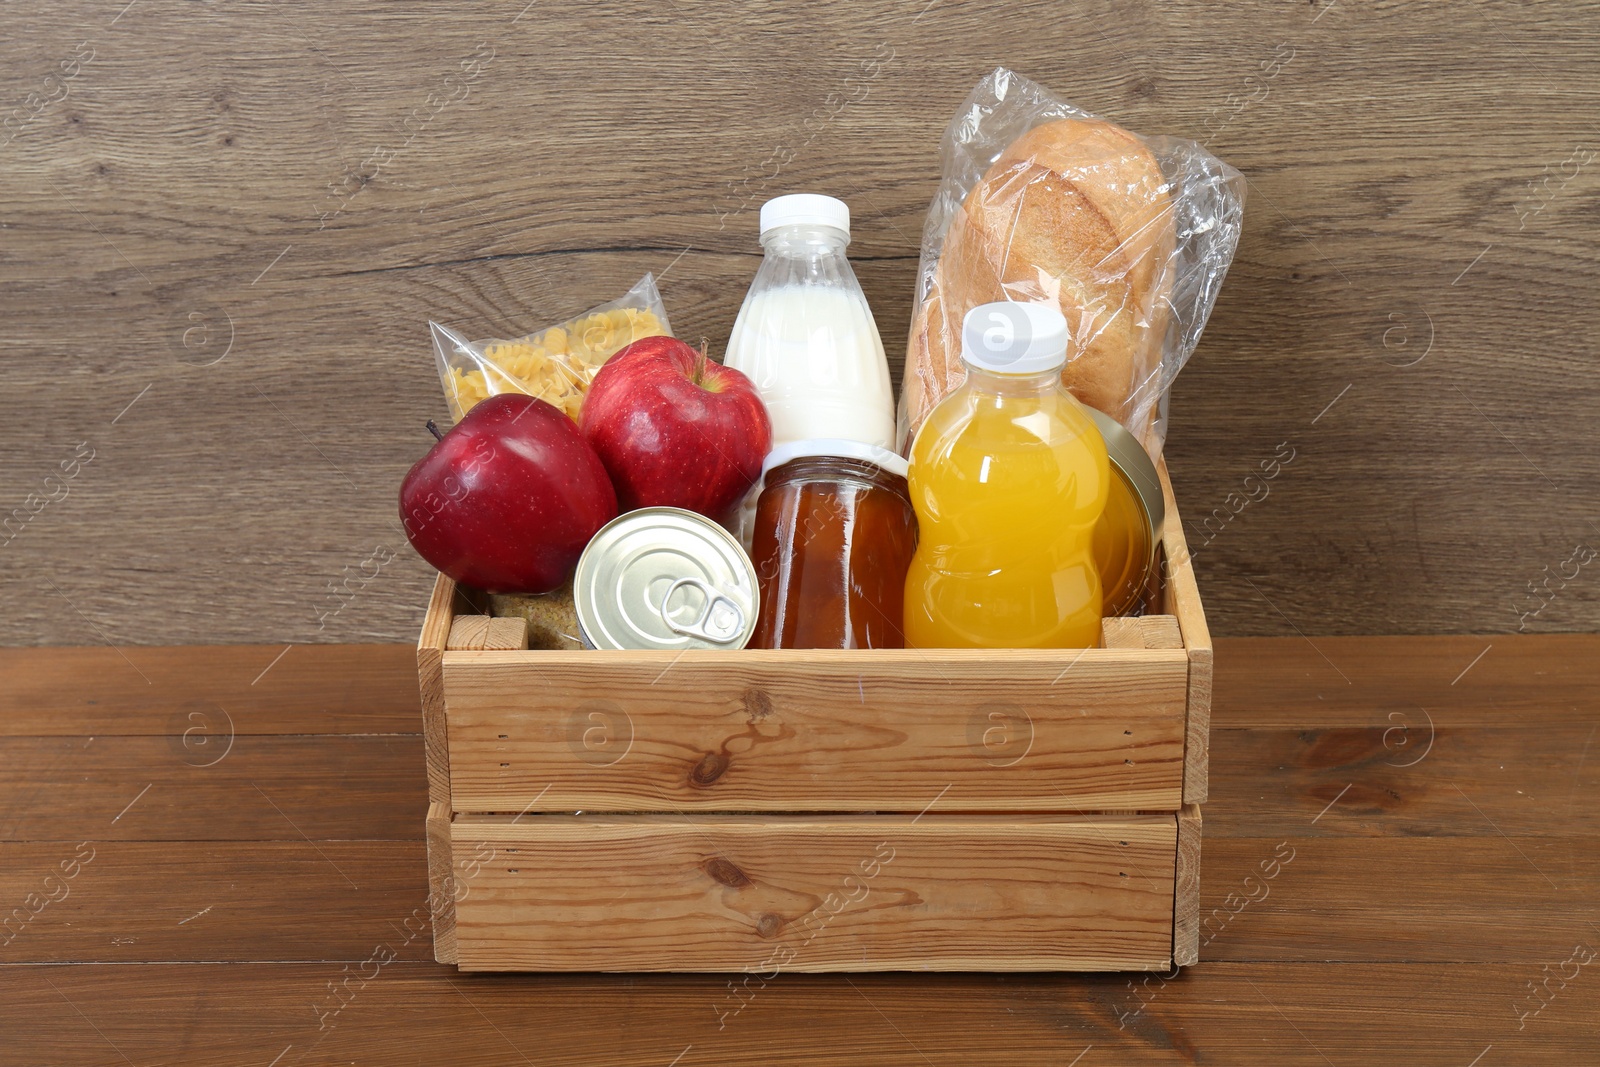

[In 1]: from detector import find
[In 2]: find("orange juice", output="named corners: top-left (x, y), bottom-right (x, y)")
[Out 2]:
top-left (903, 302), bottom-right (1110, 649)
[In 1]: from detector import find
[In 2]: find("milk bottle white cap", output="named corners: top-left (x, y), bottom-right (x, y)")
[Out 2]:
top-left (760, 194), bottom-right (850, 237)
top-left (961, 301), bottom-right (1068, 375)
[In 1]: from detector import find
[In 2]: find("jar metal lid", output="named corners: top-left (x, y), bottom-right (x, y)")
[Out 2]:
top-left (573, 507), bottom-right (759, 651)
top-left (1085, 407), bottom-right (1165, 542)
top-left (760, 437), bottom-right (909, 479)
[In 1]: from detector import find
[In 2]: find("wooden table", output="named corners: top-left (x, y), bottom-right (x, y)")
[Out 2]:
top-left (2, 637), bottom-right (1595, 1064)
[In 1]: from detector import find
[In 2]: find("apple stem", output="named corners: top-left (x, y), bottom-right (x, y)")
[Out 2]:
top-left (426, 420), bottom-right (445, 442)
top-left (692, 342), bottom-right (710, 387)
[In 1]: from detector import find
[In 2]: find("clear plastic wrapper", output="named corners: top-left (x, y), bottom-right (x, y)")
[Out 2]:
top-left (431, 273), bottom-right (671, 423)
top-left (899, 68), bottom-right (1245, 455)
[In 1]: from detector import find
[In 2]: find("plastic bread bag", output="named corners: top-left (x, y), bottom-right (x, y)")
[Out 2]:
top-left (899, 68), bottom-right (1245, 456)
top-left (431, 273), bottom-right (672, 423)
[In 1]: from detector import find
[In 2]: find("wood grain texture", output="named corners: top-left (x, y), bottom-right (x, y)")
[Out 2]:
top-left (445, 615), bottom-right (525, 651)
top-left (1161, 467), bottom-right (1215, 805)
top-left (450, 813), bottom-right (1178, 973)
top-left (417, 573), bottom-right (452, 806)
top-left (427, 508), bottom-right (1168, 973)
top-left (1204, 722), bottom-right (1600, 839)
top-left (3, 638), bottom-right (1599, 1062)
top-left (486, 617), bottom-right (526, 650)
top-left (1197, 836), bottom-right (1600, 964)
top-left (441, 646), bottom-right (1189, 812)
top-left (1100, 616), bottom-right (1147, 648)
top-left (0, 643), bottom-right (419, 734)
top-left (446, 615), bottom-right (493, 651)
top-left (1214, 633), bottom-right (1600, 726)
top-left (425, 801), bottom-right (457, 965)
top-left (1102, 616), bottom-right (1183, 650)
top-left (3, 830), bottom-right (1589, 967)
top-left (0, 840), bottom-right (436, 964)
top-left (1135, 615), bottom-right (1185, 650)
top-left (0, 733), bottom-right (423, 841)
top-left (4, 1), bottom-right (1599, 645)
top-left (3, 962), bottom-right (1595, 1066)
top-left (1173, 803), bottom-right (1201, 967)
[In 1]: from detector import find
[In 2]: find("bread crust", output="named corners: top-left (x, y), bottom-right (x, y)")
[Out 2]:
top-left (905, 117), bottom-right (1176, 442)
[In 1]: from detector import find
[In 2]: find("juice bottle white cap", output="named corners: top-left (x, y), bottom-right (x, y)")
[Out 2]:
top-left (760, 194), bottom-right (850, 237)
top-left (961, 301), bottom-right (1068, 375)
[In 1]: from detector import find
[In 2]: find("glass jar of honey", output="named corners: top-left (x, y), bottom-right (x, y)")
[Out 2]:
top-left (1085, 408), bottom-right (1166, 618)
top-left (749, 440), bottom-right (918, 649)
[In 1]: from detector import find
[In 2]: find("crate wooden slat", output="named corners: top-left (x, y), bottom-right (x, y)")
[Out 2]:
top-left (447, 615), bottom-right (529, 652)
top-left (418, 464), bottom-right (1210, 972)
top-left (424, 801), bottom-right (458, 965)
top-left (418, 576), bottom-right (458, 957)
top-left (418, 574), bottom-right (455, 808)
top-left (450, 813), bottom-right (1178, 972)
top-left (1159, 459), bottom-right (1213, 806)
top-left (443, 646), bottom-right (1187, 812)
top-left (1103, 614), bottom-right (1184, 651)
top-left (1174, 802), bottom-right (1203, 967)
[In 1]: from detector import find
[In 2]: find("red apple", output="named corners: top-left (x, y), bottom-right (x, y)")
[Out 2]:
top-left (579, 336), bottom-right (771, 518)
top-left (400, 393), bottom-right (617, 593)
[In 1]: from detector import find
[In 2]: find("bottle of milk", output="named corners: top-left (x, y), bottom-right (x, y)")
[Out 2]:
top-left (725, 195), bottom-right (895, 451)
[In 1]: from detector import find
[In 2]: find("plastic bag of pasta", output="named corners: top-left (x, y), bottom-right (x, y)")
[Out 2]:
top-left (900, 68), bottom-right (1245, 455)
top-left (430, 273), bottom-right (672, 423)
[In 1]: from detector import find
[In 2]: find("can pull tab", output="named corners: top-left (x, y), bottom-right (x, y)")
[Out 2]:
top-left (660, 577), bottom-right (745, 644)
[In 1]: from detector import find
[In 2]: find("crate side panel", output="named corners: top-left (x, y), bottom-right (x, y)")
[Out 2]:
top-left (1159, 463), bottom-right (1213, 806)
top-left (443, 648), bottom-right (1188, 813)
top-left (1174, 802), bottom-right (1202, 967)
top-left (425, 801), bottom-right (457, 965)
top-left (450, 813), bottom-right (1177, 972)
top-left (417, 573), bottom-right (455, 808)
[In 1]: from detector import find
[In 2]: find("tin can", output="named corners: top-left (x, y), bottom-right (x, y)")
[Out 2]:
top-left (573, 507), bottom-right (760, 651)
top-left (1084, 407), bottom-right (1166, 618)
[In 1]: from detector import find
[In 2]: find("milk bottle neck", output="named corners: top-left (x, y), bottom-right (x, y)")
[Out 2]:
top-left (962, 362), bottom-right (1065, 398)
top-left (760, 224), bottom-right (852, 257)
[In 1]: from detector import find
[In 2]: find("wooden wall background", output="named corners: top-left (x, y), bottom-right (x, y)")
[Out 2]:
top-left (2, 0), bottom-right (1597, 645)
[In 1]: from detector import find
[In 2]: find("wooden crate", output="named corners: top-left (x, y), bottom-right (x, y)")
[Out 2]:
top-left (418, 464), bottom-right (1210, 972)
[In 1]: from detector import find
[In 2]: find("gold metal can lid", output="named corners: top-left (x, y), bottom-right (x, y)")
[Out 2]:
top-left (1085, 407), bottom-right (1165, 541)
top-left (573, 507), bottom-right (760, 651)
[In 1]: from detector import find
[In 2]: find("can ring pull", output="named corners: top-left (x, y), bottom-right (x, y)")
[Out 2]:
top-left (660, 577), bottom-right (745, 644)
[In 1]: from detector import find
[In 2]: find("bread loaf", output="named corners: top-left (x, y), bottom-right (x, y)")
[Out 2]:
top-left (903, 117), bottom-right (1177, 445)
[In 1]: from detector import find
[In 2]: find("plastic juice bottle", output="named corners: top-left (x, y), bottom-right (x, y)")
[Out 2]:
top-left (903, 301), bottom-right (1111, 649)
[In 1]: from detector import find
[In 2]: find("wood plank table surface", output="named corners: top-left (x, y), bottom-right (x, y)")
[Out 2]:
top-left (2, 637), bottom-right (1596, 1064)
